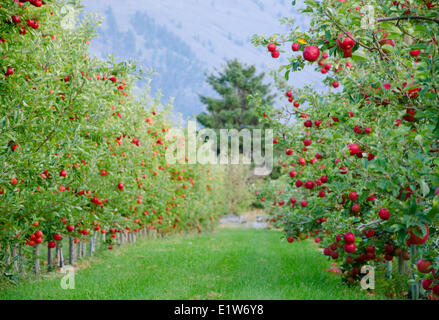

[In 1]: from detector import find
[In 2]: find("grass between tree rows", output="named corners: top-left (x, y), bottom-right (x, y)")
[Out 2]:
top-left (0, 228), bottom-right (377, 300)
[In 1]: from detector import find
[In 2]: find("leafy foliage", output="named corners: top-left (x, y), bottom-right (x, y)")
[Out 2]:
top-left (197, 59), bottom-right (274, 130)
top-left (0, 0), bottom-right (228, 277)
top-left (254, 0), bottom-right (439, 299)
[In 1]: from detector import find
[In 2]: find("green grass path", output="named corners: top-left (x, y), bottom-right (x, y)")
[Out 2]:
top-left (0, 228), bottom-right (374, 300)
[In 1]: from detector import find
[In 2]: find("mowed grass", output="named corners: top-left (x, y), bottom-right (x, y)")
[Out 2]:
top-left (0, 228), bottom-right (375, 300)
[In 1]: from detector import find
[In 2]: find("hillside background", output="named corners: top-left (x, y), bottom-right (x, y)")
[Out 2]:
top-left (82, 0), bottom-right (322, 119)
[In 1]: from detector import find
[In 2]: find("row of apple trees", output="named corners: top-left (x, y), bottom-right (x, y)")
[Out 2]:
top-left (252, 0), bottom-right (439, 299)
top-left (0, 0), bottom-right (227, 280)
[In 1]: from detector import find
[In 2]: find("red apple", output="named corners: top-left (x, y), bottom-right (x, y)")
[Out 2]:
top-left (379, 208), bottom-right (390, 220)
top-left (11, 15), bottom-right (21, 23)
top-left (348, 144), bottom-right (360, 155)
top-left (271, 51), bottom-right (280, 58)
top-left (343, 232), bottom-right (355, 244)
top-left (348, 192), bottom-right (358, 201)
top-left (267, 43), bottom-right (276, 52)
top-left (352, 203), bottom-right (361, 213)
top-left (410, 49), bottom-right (420, 57)
top-left (6, 68), bottom-right (15, 76)
top-left (407, 224), bottom-right (429, 245)
top-left (344, 243), bottom-right (356, 253)
top-left (304, 181), bottom-right (315, 189)
top-left (303, 46), bottom-right (320, 62)
top-left (417, 259), bottom-right (433, 274)
top-left (422, 279), bottom-right (433, 290)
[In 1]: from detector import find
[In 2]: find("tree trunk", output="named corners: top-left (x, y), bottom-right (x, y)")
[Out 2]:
top-left (89, 232), bottom-right (95, 256)
top-left (410, 245), bottom-right (419, 300)
top-left (6, 245), bottom-right (11, 265)
top-left (18, 246), bottom-right (24, 274)
top-left (93, 231), bottom-right (97, 253)
top-left (34, 244), bottom-right (41, 274)
top-left (48, 244), bottom-right (54, 270)
top-left (69, 237), bottom-right (75, 266)
top-left (56, 242), bottom-right (64, 268)
top-left (82, 241), bottom-right (87, 258)
top-left (398, 255), bottom-right (409, 274)
top-left (385, 261), bottom-right (392, 279)
top-left (77, 240), bottom-right (82, 260)
top-left (11, 247), bottom-right (18, 273)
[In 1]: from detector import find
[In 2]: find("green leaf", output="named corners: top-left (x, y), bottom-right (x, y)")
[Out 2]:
top-left (351, 52), bottom-right (368, 62)
top-left (408, 199), bottom-right (417, 216)
top-left (420, 180), bottom-right (430, 197)
top-left (433, 118), bottom-right (439, 138)
top-left (381, 44), bottom-right (395, 53)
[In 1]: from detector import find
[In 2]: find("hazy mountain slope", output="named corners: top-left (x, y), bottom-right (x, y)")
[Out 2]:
top-left (81, 0), bottom-right (321, 119)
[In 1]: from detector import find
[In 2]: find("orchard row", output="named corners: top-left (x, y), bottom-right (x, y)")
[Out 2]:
top-left (0, 0), bottom-right (227, 277)
top-left (254, 0), bottom-right (439, 299)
